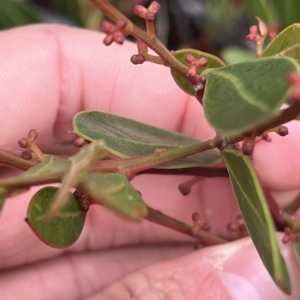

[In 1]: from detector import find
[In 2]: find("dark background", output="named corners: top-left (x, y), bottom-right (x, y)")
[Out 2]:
top-left (1, 0), bottom-right (300, 64)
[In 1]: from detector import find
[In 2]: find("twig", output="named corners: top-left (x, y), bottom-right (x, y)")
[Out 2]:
top-left (145, 205), bottom-right (228, 246)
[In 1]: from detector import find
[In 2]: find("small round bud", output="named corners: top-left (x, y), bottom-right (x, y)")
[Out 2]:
top-left (227, 222), bottom-right (236, 231)
top-left (27, 129), bottom-right (38, 142)
top-left (103, 35), bottom-right (114, 46)
top-left (130, 54), bottom-right (145, 65)
top-left (249, 25), bottom-right (258, 34)
top-left (201, 222), bottom-right (211, 231)
top-left (148, 1), bottom-right (161, 14)
top-left (185, 54), bottom-right (195, 64)
top-left (115, 20), bottom-right (127, 30)
top-left (187, 66), bottom-right (197, 78)
top-left (199, 76), bottom-right (206, 83)
top-left (269, 31), bottom-right (277, 40)
top-left (195, 58), bottom-right (208, 68)
top-left (287, 72), bottom-right (300, 86)
top-left (21, 150), bottom-right (32, 160)
top-left (133, 5), bottom-right (147, 17)
top-left (276, 126), bottom-right (288, 136)
top-left (192, 212), bottom-right (201, 222)
top-left (113, 32), bottom-right (125, 44)
top-left (100, 21), bottom-right (114, 33)
top-left (133, 2), bottom-right (160, 20)
top-left (178, 185), bottom-right (190, 196)
top-left (261, 133), bottom-right (272, 142)
top-left (79, 198), bottom-right (90, 213)
top-left (246, 33), bottom-right (256, 41)
top-left (242, 139), bottom-right (255, 156)
top-left (73, 138), bottom-right (86, 148)
top-left (18, 138), bottom-right (29, 148)
top-left (73, 189), bottom-right (84, 199)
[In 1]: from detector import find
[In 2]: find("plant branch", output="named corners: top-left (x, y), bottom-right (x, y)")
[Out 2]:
top-left (0, 150), bottom-right (35, 170)
top-left (91, 141), bottom-right (216, 177)
top-left (145, 205), bottom-right (228, 245)
top-left (91, 102), bottom-right (300, 177)
top-left (86, 0), bottom-right (188, 77)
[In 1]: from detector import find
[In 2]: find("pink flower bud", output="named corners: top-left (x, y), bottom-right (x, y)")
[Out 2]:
top-left (101, 21), bottom-right (114, 33)
top-left (113, 32), bottom-right (125, 44)
top-left (287, 72), bottom-right (300, 86)
top-left (185, 54), bottom-right (195, 64)
top-left (246, 33), bottom-right (256, 41)
top-left (276, 126), bottom-right (289, 136)
top-left (130, 54), bottom-right (145, 64)
top-left (148, 1), bottom-right (161, 14)
top-left (187, 66), bottom-right (197, 78)
top-left (103, 35), bottom-right (114, 46)
top-left (249, 25), bottom-right (258, 34)
top-left (133, 5), bottom-right (147, 17)
top-left (115, 20), bottom-right (127, 30)
top-left (195, 58), bottom-right (207, 68)
top-left (269, 31), bottom-right (277, 40)
top-left (18, 138), bottom-right (29, 148)
top-left (28, 129), bottom-right (38, 142)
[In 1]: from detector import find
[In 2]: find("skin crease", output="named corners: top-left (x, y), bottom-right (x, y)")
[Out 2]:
top-left (0, 24), bottom-right (300, 300)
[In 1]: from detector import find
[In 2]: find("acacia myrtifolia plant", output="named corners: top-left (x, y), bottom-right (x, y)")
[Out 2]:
top-left (2, 0), bottom-right (300, 295)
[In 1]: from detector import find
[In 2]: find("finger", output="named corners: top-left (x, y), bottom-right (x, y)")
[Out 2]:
top-left (0, 24), bottom-right (214, 151)
top-left (0, 24), bottom-right (238, 268)
top-left (2, 24), bottom-right (300, 192)
top-left (253, 120), bottom-right (300, 192)
top-left (0, 177), bottom-right (240, 269)
top-left (0, 24), bottom-right (298, 270)
top-left (0, 244), bottom-right (191, 300)
top-left (86, 237), bottom-right (300, 300)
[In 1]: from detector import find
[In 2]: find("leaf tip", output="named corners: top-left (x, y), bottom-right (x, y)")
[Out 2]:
top-left (276, 278), bottom-right (291, 295)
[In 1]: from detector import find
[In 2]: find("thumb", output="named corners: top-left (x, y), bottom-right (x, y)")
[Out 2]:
top-left (86, 237), bottom-right (300, 300)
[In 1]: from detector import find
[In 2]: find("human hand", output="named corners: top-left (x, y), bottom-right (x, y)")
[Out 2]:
top-left (0, 25), bottom-right (300, 300)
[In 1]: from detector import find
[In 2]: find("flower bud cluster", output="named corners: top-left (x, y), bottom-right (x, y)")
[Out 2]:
top-left (100, 20), bottom-right (127, 46)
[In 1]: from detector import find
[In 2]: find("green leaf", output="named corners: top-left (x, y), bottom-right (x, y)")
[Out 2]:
top-left (18, 156), bottom-right (70, 179)
top-left (262, 24), bottom-right (300, 57)
top-left (221, 47), bottom-right (254, 65)
top-left (203, 57), bottom-right (299, 134)
top-left (26, 186), bottom-right (86, 248)
top-left (0, 157), bottom-right (70, 198)
top-left (82, 172), bottom-right (147, 220)
top-left (278, 44), bottom-right (300, 61)
top-left (223, 149), bottom-right (291, 294)
top-left (272, 1), bottom-right (300, 29)
top-left (73, 111), bottom-right (221, 168)
top-left (170, 49), bottom-right (226, 96)
top-left (0, 188), bottom-right (8, 213)
top-left (0, 0), bottom-right (40, 30)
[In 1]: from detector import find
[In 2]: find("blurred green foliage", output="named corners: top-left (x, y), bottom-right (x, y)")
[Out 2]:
top-left (0, 0), bottom-right (123, 30)
top-left (1, 0), bottom-right (300, 56)
top-left (0, 0), bottom-right (40, 29)
top-left (245, 0), bottom-right (300, 29)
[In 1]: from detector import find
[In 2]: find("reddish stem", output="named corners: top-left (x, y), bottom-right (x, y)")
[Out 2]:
top-left (145, 206), bottom-right (228, 245)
